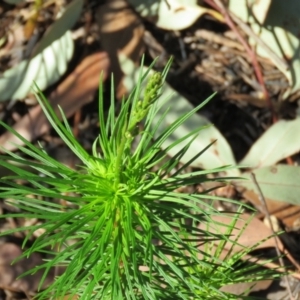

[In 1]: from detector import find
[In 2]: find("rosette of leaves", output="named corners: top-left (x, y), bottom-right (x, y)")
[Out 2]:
top-left (0, 59), bottom-right (281, 299)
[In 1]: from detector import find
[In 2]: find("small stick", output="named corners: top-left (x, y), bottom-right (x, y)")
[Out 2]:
top-left (250, 172), bottom-right (295, 300)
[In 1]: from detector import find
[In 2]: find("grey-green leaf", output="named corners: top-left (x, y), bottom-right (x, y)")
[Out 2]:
top-left (0, 0), bottom-right (83, 102)
top-left (236, 165), bottom-right (300, 205)
top-left (240, 117), bottom-right (300, 169)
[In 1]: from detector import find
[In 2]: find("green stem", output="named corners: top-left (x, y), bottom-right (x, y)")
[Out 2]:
top-left (114, 72), bottom-right (162, 189)
top-left (114, 133), bottom-right (127, 189)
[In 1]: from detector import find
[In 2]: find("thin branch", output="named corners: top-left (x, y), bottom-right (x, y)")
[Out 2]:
top-left (250, 172), bottom-right (295, 300)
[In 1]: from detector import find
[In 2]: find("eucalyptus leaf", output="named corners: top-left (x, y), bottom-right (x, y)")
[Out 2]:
top-left (32, 0), bottom-right (83, 56)
top-left (0, 31), bottom-right (73, 102)
top-left (240, 117), bottom-right (300, 169)
top-left (128, 0), bottom-right (221, 30)
top-left (152, 88), bottom-right (239, 174)
top-left (156, 0), bottom-right (218, 30)
top-left (236, 165), bottom-right (300, 205)
top-left (0, 0), bottom-right (83, 102)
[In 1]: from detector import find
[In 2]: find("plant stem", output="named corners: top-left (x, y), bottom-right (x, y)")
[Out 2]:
top-left (114, 129), bottom-right (128, 189)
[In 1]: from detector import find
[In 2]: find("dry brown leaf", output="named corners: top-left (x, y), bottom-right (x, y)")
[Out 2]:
top-left (0, 51), bottom-right (110, 151)
top-left (244, 190), bottom-right (300, 231)
top-left (199, 213), bottom-right (300, 294)
top-left (96, 0), bottom-right (145, 99)
top-left (200, 213), bottom-right (300, 275)
top-left (0, 242), bottom-right (53, 293)
top-left (201, 213), bottom-right (283, 253)
top-left (220, 280), bottom-right (272, 297)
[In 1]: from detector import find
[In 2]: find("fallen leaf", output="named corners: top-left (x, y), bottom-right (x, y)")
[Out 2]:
top-left (0, 242), bottom-right (53, 293)
top-left (201, 213), bottom-right (283, 254)
top-left (0, 0), bottom-right (84, 102)
top-left (239, 117), bottom-right (300, 168)
top-left (96, 0), bottom-right (145, 99)
top-left (236, 165), bottom-right (300, 206)
top-left (0, 31), bottom-right (73, 102)
top-left (129, 0), bottom-right (223, 30)
top-left (201, 213), bottom-right (300, 276)
top-left (0, 52), bottom-right (110, 151)
top-left (31, 0), bottom-right (83, 57)
top-left (156, 0), bottom-right (223, 30)
top-left (243, 189), bottom-right (300, 230)
top-left (220, 280), bottom-right (272, 297)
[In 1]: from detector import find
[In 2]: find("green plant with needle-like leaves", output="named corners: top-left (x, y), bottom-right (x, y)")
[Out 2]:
top-left (0, 59), bottom-right (282, 299)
